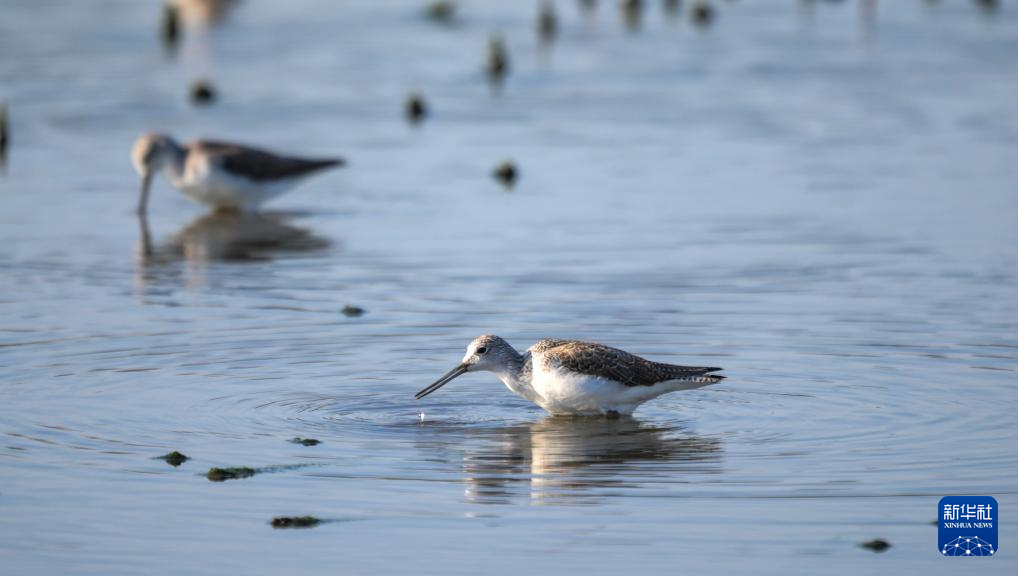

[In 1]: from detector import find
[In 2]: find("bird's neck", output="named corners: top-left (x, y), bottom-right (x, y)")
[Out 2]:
top-left (496, 354), bottom-right (524, 384)
top-left (160, 142), bottom-right (187, 181)
top-left (494, 350), bottom-right (541, 402)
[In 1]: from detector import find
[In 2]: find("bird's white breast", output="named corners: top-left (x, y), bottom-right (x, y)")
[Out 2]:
top-left (529, 357), bottom-right (634, 415)
top-left (169, 155), bottom-right (293, 210)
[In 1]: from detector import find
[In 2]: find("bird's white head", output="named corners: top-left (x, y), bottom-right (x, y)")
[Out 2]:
top-left (415, 334), bottom-right (519, 400)
top-left (131, 133), bottom-right (181, 214)
top-left (460, 334), bottom-right (516, 372)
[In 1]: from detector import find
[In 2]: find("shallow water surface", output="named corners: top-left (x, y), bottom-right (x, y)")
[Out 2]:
top-left (1, 1), bottom-right (1017, 574)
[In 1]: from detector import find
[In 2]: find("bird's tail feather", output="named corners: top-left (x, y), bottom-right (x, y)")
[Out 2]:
top-left (656, 362), bottom-right (724, 380)
top-left (668, 374), bottom-right (725, 391)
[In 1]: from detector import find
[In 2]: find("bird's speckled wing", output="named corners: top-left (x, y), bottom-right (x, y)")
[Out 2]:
top-left (194, 140), bottom-right (344, 182)
top-left (527, 339), bottom-right (573, 354)
top-left (540, 340), bottom-right (723, 387)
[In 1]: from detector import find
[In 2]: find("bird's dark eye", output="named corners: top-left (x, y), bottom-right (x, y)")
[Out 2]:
top-left (476, 346), bottom-right (488, 355)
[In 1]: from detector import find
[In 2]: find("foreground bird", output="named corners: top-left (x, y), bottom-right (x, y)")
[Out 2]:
top-left (416, 335), bottom-right (725, 416)
top-left (131, 133), bottom-right (344, 214)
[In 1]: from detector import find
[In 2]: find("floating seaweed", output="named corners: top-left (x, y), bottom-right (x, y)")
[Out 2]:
top-left (206, 466), bottom-right (257, 482)
top-left (290, 437), bottom-right (321, 446)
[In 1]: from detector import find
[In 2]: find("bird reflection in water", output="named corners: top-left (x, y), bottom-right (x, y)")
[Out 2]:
top-left (459, 417), bottom-right (721, 505)
top-left (135, 211), bottom-right (330, 288)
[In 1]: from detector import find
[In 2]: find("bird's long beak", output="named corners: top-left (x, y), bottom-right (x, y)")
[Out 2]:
top-left (137, 210), bottom-right (153, 258)
top-left (415, 364), bottom-right (468, 400)
top-left (137, 171), bottom-right (153, 215)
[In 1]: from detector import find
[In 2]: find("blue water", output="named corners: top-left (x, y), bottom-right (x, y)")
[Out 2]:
top-left (1, 1), bottom-right (1016, 573)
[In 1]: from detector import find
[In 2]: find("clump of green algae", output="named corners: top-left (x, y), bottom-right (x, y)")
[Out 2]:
top-left (860, 538), bottom-right (891, 553)
top-left (424, 1), bottom-right (456, 24)
top-left (207, 467), bottom-right (257, 482)
top-left (289, 437), bottom-right (321, 446)
top-left (158, 451), bottom-right (190, 467)
top-left (271, 516), bottom-right (321, 529)
top-left (341, 305), bottom-right (365, 317)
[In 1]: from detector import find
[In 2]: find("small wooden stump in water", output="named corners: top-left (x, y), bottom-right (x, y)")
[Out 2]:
top-left (486, 35), bottom-right (510, 83)
top-left (161, 4), bottom-right (180, 51)
top-left (537, 2), bottom-right (558, 44)
top-left (492, 160), bottom-right (518, 189)
top-left (0, 101), bottom-right (8, 165)
top-left (190, 80), bottom-right (217, 106)
top-left (690, 1), bottom-right (716, 28)
top-left (975, 0), bottom-right (1000, 14)
top-left (405, 93), bottom-right (428, 124)
top-left (621, 0), bottom-right (643, 30)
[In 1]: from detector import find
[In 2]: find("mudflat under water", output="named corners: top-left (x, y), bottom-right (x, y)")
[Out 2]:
top-left (1, 1), bottom-right (1016, 574)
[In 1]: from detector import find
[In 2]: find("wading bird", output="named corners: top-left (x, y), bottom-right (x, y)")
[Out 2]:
top-left (131, 133), bottom-right (344, 214)
top-left (417, 335), bottom-right (724, 416)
